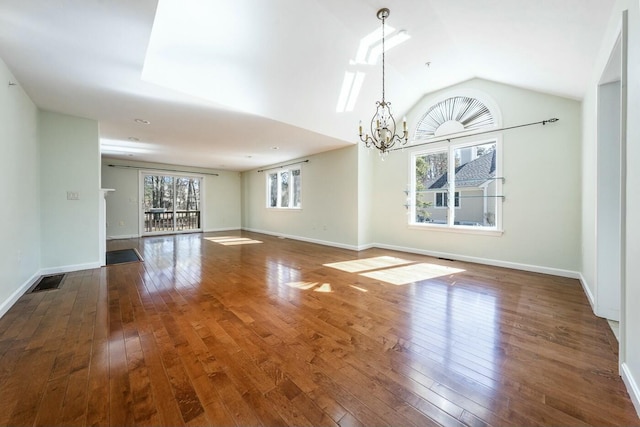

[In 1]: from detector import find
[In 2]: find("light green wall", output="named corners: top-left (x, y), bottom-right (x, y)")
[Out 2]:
top-left (1, 58), bottom-right (102, 316)
top-left (241, 146), bottom-right (359, 248)
top-left (39, 111), bottom-right (101, 269)
top-left (240, 80), bottom-right (581, 272)
top-left (371, 79), bottom-right (582, 272)
top-left (357, 142), bottom-right (375, 247)
top-left (101, 159), bottom-right (241, 237)
top-left (0, 58), bottom-right (40, 311)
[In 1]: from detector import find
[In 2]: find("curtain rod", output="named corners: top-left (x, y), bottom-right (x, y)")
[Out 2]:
top-left (107, 164), bottom-right (219, 176)
top-left (257, 159), bottom-right (309, 173)
top-left (389, 118), bottom-right (559, 152)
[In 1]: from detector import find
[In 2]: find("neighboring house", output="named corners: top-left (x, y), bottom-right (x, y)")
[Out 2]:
top-left (421, 149), bottom-right (497, 226)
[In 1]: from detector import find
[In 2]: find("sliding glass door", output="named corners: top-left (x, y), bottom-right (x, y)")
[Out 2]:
top-left (141, 172), bottom-right (203, 235)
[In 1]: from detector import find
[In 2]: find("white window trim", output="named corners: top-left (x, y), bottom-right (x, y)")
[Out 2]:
top-left (408, 136), bottom-right (503, 234)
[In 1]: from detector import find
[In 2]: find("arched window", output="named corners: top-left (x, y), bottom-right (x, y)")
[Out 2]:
top-left (414, 96), bottom-right (497, 139)
top-left (410, 93), bottom-right (502, 233)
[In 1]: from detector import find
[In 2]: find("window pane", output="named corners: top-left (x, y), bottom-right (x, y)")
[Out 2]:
top-left (268, 173), bottom-right (277, 207)
top-left (175, 177), bottom-right (200, 211)
top-left (280, 171), bottom-right (289, 207)
top-left (144, 175), bottom-right (174, 211)
top-left (292, 169), bottom-right (301, 207)
top-left (453, 143), bottom-right (496, 227)
top-left (415, 151), bottom-right (448, 223)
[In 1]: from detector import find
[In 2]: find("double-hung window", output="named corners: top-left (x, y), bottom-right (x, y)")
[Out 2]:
top-left (411, 140), bottom-right (500, 229)
top-left (267, 167), bottom-right (302, 209)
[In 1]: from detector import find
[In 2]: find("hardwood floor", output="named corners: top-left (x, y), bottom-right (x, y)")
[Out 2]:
top-left (1, 231), bottom-right (638, 426)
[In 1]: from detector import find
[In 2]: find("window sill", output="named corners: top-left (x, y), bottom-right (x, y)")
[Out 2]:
top-left (266, 207), bottom-right (302, 211)
top-left (408, 223), bottom-right (503, 237)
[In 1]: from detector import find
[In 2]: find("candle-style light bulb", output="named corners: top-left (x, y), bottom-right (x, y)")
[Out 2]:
top-left (359, 121), bottom-right (363, 136)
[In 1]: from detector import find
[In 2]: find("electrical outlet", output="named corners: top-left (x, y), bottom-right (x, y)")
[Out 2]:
top-left (119, 221), bottom-right (125, 226)
top-left (66, 191), bottom-right (79, 200)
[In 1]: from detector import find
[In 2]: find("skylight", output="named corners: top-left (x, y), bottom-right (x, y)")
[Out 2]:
top-left (100, 138), bottom-right (155, 155)
top-left (336, 71), bottom-right (365, 113)
top-left (335, 19), bottom-right (410, 113)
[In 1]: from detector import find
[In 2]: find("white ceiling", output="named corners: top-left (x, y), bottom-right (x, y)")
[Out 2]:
top-left (0, 0), bottom-right (615, 171)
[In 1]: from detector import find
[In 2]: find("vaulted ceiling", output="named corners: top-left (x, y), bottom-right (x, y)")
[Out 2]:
top-left (0, 0), bottom-right (615, 171)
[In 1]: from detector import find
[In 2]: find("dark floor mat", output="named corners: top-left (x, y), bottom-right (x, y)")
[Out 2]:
top-left (31, 274), bottom-right (65, 292)
top-left (106, 248), bottom-right (142, 265)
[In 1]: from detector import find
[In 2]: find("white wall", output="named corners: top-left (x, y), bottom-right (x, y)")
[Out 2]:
top-left (241, 146), bottom-right (360, 249)
top-left (0, 58), bottom-right (40, 315)
top-left (582, 2), bottom-right (629, 314)
top-left (101, 159), bottom-right (241, 237)
top-left (623, 0), bottom-right (640, 415)
top-left (596, 81), bottom-right (622, 320)
top-left (39, 111), bottom-right (101, 271)
top-left (371, 79), bottom-right (582, 275)
top-left (583, 0), bottom-right (640, 414)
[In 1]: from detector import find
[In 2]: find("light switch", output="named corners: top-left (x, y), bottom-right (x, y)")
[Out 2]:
top-left (67, 191), bottom-right (79, 200)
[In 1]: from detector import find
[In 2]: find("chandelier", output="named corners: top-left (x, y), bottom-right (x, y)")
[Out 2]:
top-left (359, 7), bottom-right (408, 155)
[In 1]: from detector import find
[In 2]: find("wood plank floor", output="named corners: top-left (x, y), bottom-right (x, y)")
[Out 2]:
top-left (1, 231), bottom-right (638, 426)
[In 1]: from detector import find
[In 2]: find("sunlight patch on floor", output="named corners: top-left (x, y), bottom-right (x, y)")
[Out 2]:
top-left (360, 263), bottom-right (466, 286)
top-left (285, 281), bottom-right (332, 293)
top-left (324, 256), bottom-right (414, 273)
top-left (350, 285), bottom-right (368, 292)
top-left (286, 281), bottom-right (319, 290)
top-left (314, 283), bottom-right (332, 293)
top-left (205, 236), bottom-right (263, 246)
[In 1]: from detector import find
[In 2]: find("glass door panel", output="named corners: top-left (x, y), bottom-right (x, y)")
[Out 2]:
top-left (175, 177), bottom-right (201, 231)
top-left (142, 174), bottom-right (202, 235)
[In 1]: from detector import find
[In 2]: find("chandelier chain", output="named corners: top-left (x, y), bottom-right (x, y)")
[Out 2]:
top-left (381, 12), bottom-right (385, 103)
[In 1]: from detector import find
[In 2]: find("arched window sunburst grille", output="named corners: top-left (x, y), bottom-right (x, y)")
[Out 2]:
top-left (415, 96), bottom-right (495, 139)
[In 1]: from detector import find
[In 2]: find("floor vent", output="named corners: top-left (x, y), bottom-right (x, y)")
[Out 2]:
top-left (31, 274), bottom-right (65, 292)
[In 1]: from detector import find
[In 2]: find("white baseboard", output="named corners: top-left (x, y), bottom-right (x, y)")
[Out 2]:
top-left (240, 229), bottom-right (581, 279)
top-left (40, 262), bottom-right (102, 276)
top-left (204, 227), bottom-right (242, 233)
top-left (0, 261), bottom-right (104, 320)
top-left (107, 234), bottom-right (140, 240)
top-left (372, 242), bottom-right (581, 279)
top-left (577, 273), bottom-right (596, 312)
top-left (242, 227), bottom-right (361, 251)
top-left (622, 362), bottom-right (640, 418)
top-left (0, 272), bottom-right (40, 319)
